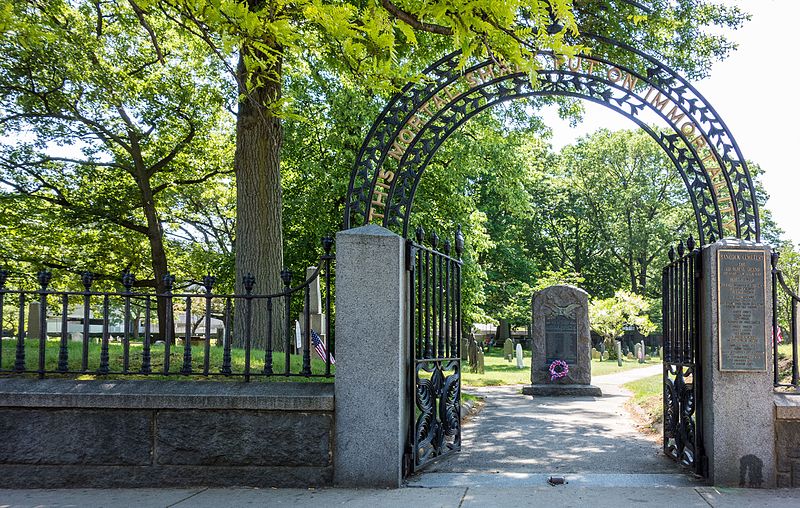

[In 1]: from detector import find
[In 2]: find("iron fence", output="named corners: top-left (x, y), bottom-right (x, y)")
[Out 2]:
top-left (662, 236), bottom-right (705, 476)
top-left (406, 226), bottom-right (463, 475)
top-left (772, 251), bottom-right (800, 390)
top-left (0, 239), bottom-right (334, 381)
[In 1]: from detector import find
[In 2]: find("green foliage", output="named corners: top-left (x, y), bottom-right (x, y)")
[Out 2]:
top-left (589, 290), bottom-right (656, 348)
top-left (0, 0), bottom-right (234, 291)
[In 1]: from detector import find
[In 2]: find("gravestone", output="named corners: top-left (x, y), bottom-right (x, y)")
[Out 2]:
top-left (591, 348), bottom-right (600, 360)
top-left (523, 285), bottom-right (601, 396)
top-left (477, 347), bottom-right (485, 374)
top-left (515, 343), bottom-right (524, 369)
top-left (616, 341), bottom-right (623, 367)
top-left (626, 351), bottom-right (634, 360)
top-left (70, 332), bottom-right (82, 343)
top-left (298, 267), bottom-right (327, 346)
top-left (638, 340), bottom-right (646, 363)
top-left (27, 302), bottom-right (41, 339)
top-left (468, 335), bottom-right (478, 373)
top-left (460, 337), bottom-right (468, 361)
top-left (503, 338), bottom-right (514, 362)
top-left (601, 351), bottom-right (609, 361)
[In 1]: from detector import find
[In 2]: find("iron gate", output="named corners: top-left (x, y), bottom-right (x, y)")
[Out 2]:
top-left (404, 226), bottom-right (464, 475)
top-left (662, 237), bottom-right (706, 476)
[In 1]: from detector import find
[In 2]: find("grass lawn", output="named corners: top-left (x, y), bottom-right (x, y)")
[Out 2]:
top-left (623, 373), bottom-right (663, 430)
top-left (0, 338), bottom-right (334, 381)
top-left (461, 348), bottom-right (660, 387)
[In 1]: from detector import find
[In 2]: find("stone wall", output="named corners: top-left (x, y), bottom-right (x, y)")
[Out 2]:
top-left (0, 379), bottom-right (334, 488)
top-left (775, 393), bottom-right (800, 488)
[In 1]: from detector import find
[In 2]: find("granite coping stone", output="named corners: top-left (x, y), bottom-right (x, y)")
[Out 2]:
top-left (774, 392), bottom-right (800, 420)
top-left (0, 378), bottom-right (334, 411)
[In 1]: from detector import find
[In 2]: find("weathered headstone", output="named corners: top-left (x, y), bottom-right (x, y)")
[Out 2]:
top-left (626, 351), bottom-right (634, 360)
top-left (591, 348), bottom-right (600, 360)
top-left (523, 285), bottom-right (601, 396)
top-left (503, 338), bottom-right (514, 362)
top-left (468, 335), bottom-right (478, 373)
top-left (638, 340), bottom-right (646, 363)
top-left (477, 346), bottom-right (485, 374)
top-left (515, 343), bottom-right (524, 369)
top-left (70, 332), bottom-right (82, 343)
top-left (616, 340), bottom-right (623, 366)
top-left (26, 302), bottom-right (41, 339)
top-left (460, 337), bottom-right (468, 360)
top-left (601, 351), bottom-right (609, 361)
top-left (298, 266), bottom-right (327, 345)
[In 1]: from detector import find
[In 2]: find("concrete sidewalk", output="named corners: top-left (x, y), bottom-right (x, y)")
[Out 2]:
top-left (1, 485), bottom-right (799, 507)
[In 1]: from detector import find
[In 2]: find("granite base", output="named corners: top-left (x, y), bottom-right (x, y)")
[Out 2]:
top-left (522, 384), bottom-right (602, 397)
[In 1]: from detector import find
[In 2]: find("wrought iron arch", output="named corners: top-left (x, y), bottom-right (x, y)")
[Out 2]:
top-left (344, 35), bottom-right (760, 244)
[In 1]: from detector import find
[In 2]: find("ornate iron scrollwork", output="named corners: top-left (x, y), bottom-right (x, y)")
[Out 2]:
top-left (345, 35), bottom-right (760, 245)
top-left (662, 240), bottom-right (705, 476)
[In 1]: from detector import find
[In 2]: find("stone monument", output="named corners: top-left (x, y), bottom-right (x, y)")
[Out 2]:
top-left (515, 343), bottom-right (524, 369)
top-left (523, 285), bottom-right (601, 396)
top-left (297, 266), bottom-right (327, 352)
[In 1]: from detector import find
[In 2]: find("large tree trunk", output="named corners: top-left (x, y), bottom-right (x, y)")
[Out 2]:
top-left (140, 182), bottom-right (173, 343)
top-left (233, 42), bottom-right (285, 351)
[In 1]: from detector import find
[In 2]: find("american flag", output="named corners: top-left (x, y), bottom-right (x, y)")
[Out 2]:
top-left (774, 325), bottom-right (784, 345)
top-left (311, 329), bottom-right (335, 365)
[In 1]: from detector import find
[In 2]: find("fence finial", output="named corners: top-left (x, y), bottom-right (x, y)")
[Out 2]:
top-left (37, 270), bottom-right (52, 290)
top-left (163, 273), bottom-right (175, 292)
top-left (81, 271), bottom-right (94, 291)
top-left (455, 224), bottom-right (464, 257)
top-left (687, 235), bottom-right (695, 251)
top-left (322, 236), bottom-right (334, 254)
top-left (415, 226), bottom-right (424, 243)
top-left (202, 275), bottom-right (216, 294)
top-left (121, 271), bottom-right (135, 292)
top-left (243, 273), bottom-right (255, 294)
top-left (668, 246), bottom-right (675, 262)
top-left (281, 268), bottom-right (292, 288)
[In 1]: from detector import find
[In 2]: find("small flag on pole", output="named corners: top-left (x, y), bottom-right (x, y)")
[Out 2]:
top-left (774, 325), bottom-right (784, 345)
top-left (311, 329), bottom-right (335, 365)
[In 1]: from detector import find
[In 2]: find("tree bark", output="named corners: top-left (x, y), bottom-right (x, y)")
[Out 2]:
top-left (233, 41), bottom-right (285, 351)
top-left (139, 178), bottom-right (173, 342)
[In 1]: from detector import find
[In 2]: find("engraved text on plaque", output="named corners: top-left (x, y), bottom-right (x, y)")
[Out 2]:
top-left (718, 249), bottom-right (767, 371)
top-left (545, 315), bottom-right (578, 364)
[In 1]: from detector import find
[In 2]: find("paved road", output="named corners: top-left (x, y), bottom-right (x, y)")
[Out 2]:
top-left (417, 365), bottom-right (676, 481)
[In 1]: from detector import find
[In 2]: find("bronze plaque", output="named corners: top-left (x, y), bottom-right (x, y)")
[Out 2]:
top-left (545, 315), bottom-right (578, 364)
top-left (718, 249), bottom-right (768, 372)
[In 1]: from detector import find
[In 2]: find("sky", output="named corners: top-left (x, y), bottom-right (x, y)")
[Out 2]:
top-left (540, 0), bottom-right (800, 245)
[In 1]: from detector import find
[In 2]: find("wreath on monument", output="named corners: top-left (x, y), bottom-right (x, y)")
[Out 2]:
top-left (549, 360), bottom-right (569, 381)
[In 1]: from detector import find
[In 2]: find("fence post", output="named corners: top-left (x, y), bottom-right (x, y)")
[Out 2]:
top-left (334, 225), bottom-right (408, 487)
top-left (700, 239), bottom-right (775, 487)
